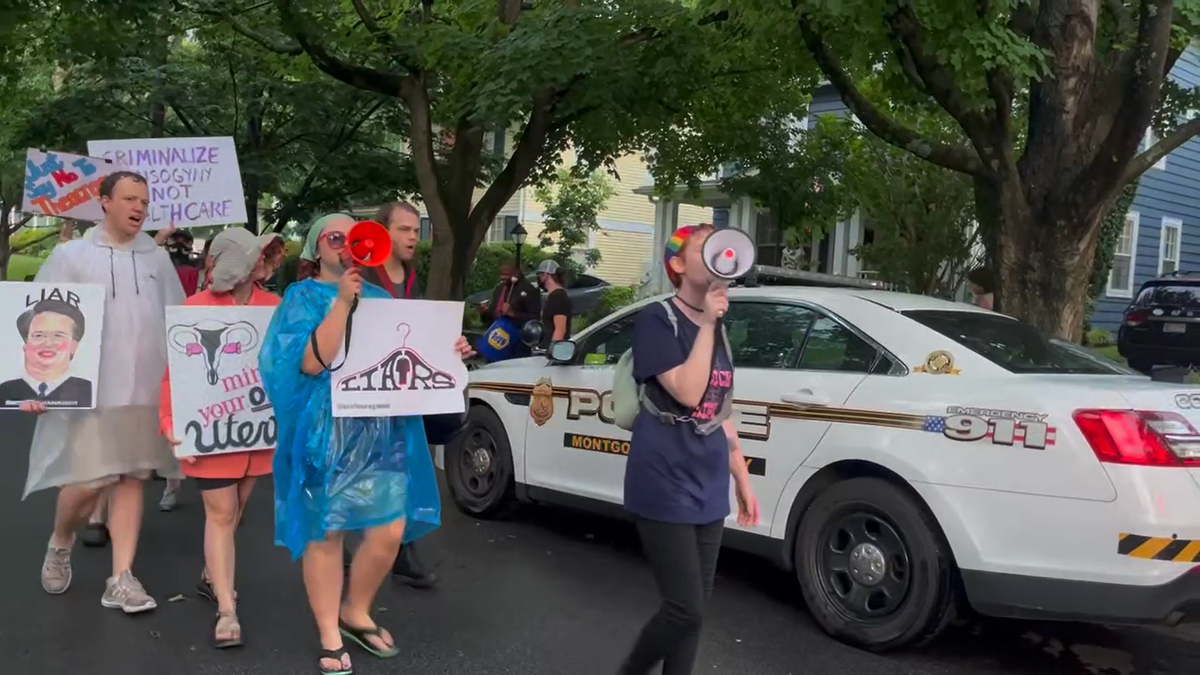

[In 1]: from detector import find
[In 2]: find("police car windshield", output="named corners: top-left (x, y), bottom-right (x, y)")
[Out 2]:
top-left (903, 310), bottom-right (1131, 375)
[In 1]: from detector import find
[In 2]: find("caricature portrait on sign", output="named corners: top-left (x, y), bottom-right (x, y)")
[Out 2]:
top-left (0, 283), bottom-right (105, 409)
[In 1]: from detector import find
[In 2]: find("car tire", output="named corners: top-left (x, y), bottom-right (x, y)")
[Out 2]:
top-left (795, 477), bottom-right (957, 652)
top-left (445, 404), bottom-right (517, 519)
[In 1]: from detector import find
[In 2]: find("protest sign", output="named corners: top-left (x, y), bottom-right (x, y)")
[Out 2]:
top-left (87, 136), bottom-right (247, 230)
top-left (331, 299), bottom-right (468, 418)
top-left (0, 283), bottom-right (105, 410)
top-left (165, 306), bottom-right (276, 458)
top-left (21, 149), bottom-right (115, 222)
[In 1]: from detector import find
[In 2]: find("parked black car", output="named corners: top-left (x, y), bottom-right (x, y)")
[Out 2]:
top-left (465, 272), bottom-right (611, 318)
top-left (1117, 271), bottom-right (1200, 373)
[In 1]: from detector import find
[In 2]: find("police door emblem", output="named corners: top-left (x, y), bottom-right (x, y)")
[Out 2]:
top-left (530, 377), bottom-right (554, 426)
top-left (915, 350), bottom-right (960, 375)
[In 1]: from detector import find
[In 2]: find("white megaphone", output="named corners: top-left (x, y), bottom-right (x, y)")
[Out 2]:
top-left (701, 228), bottom-right (756, 281)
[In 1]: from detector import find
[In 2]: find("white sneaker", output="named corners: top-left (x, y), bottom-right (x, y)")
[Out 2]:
top-left (101, 571), bottom-right (157, 613)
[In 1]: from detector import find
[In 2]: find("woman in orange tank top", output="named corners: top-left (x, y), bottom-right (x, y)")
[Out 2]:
top-left (158, 227), bottom-right (281, 649)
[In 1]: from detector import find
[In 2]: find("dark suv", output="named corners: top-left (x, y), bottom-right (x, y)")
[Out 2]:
top-left (1117, 272), bottom-right (1200, 373)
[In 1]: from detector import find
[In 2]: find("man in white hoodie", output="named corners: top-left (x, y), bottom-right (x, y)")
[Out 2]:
top-left (21, 170), bottom-right (185, 613)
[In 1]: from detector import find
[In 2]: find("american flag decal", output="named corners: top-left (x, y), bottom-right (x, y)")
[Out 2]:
top-left (922, 414), bottom-right (1056, 448)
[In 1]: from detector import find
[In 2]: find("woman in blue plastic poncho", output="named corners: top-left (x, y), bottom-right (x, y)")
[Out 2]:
top-left (260, 213), bottom-right (471, 675)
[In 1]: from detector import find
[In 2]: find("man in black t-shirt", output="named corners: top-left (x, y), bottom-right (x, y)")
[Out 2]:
top-left (536, 259), bottom-right (572, 349)
top-left (480, 256), bottom-right (541, 358)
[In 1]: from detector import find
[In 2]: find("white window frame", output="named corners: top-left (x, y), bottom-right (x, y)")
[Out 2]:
top-left (1158, 217), bottom-right (1182, 275)
top-left (1107, 211), bottom-right (1140, 298)
top-left (1140, 128), bottom-right (1168, 170)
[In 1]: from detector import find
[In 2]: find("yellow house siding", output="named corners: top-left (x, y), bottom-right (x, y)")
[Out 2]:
top-left (591, 229), bottom-right (653, 285)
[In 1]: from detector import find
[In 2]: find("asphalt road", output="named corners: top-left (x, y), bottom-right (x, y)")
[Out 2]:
top-left (1, 411), bottom-right (1197, 675)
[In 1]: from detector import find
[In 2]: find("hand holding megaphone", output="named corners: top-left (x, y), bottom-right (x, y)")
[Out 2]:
top-left (703, 284), bottom-right (729, 322)
top-left (337, 266), bottom-right (363, 306)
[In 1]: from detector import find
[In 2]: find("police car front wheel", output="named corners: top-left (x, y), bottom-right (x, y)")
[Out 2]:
top-left (445, 405), bottom-right (516, 518)
top-left (795, 477), bottom-right (958, 652)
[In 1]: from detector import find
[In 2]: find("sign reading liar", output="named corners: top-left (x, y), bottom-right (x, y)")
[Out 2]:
top-left (165, 306), bottom-right (276, 458)
top-left (331, 299), bottom-right (468, 418)
top-left (21, 149), bottom-right (116, 222)
top-left (87, 136), bottom-right (247, 230)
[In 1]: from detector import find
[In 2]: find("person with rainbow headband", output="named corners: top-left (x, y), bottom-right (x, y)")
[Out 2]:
top-left (259, 213), bottom-right (472, 674)
top-left (618, 223), bottom-right (760, 675)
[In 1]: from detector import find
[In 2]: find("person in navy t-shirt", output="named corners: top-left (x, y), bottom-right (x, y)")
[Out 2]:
top-left (619, 224), bottom-right (760, 675)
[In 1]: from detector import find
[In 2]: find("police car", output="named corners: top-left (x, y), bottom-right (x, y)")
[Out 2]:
top-left (443, 285), bottom-right (1200, 651)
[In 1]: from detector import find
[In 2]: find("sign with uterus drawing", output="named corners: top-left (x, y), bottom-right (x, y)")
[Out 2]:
top-left (165, 306), bottom-right (277, 457)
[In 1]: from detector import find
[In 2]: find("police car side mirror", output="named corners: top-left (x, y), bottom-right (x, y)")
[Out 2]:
top-left (520, 320), bottom-right (545, 347)
top-left (548, 340), bottom-right (577, 363)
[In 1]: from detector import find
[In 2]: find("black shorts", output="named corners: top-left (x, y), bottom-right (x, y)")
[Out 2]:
top-left (193, 477), bottom-right (243, 492)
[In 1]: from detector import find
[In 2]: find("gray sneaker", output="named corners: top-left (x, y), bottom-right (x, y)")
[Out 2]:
top-left (158, 484), bottom-right (178, 512)
top-left (41, 543), bottom-right (72, 595)
top-left (101, 571), bottom-right (157, 613)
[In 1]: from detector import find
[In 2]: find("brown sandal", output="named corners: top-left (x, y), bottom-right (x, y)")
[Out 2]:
top-left (214, 610), bottom-right (243, 649)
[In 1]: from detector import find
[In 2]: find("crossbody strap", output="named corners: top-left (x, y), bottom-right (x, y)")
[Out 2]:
top-left (310, 296), bottom-right (358, 372)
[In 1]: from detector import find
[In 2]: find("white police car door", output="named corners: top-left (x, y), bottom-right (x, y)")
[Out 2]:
top-left (523, 312), bottom-right (638, 506)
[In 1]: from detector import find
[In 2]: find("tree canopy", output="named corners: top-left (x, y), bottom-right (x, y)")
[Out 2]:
top-left (196, 0), bottom-right (800, 298)
top-left (713, 0), bottom-right (1200, 336)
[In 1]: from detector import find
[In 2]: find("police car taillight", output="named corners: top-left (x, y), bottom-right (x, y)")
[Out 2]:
top-left (1073, 410), bottom-right (1200, 467)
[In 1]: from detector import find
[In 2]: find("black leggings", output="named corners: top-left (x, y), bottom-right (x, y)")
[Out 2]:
top-left (620, 517), bottom-right (724, 675)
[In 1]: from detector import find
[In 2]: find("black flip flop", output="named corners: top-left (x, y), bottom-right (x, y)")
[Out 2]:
top-left (338, 619), bottom-right (399, 658)
top-left (319, 648), bottom-right (353, 675)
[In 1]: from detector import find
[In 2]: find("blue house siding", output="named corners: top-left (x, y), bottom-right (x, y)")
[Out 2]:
top-left (809, 84), bottom-right (851, 118)
top-left (1091, 47), bottom-right (1200, 332)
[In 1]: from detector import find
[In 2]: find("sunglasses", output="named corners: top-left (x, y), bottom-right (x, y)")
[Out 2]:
top-left (319, 231), bottom-right (347, 250)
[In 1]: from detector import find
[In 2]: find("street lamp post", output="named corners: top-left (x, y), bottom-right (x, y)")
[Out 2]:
top-left (510, 221), bottom-right (528, 273)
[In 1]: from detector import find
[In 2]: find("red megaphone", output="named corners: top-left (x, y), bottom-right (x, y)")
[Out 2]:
top-left (345, 220), bottom-right (392, 267)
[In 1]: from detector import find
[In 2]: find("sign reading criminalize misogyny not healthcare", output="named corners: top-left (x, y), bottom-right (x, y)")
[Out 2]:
top-left (165, 306), bottom-right (276, 458)
top-left (21, 149), bottom-right (117, 222)
top-left (87, 136), bottom-right (247, 230)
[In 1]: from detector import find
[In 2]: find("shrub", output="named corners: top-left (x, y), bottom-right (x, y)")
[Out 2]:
top-left (1084, 328), bottom-right (1113, 347)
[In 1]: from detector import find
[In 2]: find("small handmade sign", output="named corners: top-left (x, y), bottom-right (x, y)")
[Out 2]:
top-left (331, 299), bottom-right (468, 418)
top-left (87, 136), bottom-right (247, 230)
top-left (21, 149), bottom-right (115, 222)
top-left (0, 282), bottom-right (105, 409)
top-left (165, 306), bottom-right (276, 457)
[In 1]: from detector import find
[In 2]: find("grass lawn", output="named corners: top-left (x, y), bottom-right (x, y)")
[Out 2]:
top-left (1088, 344), bottom-right (1123, 365)
top-left (6, 254), bottom-right (45, 281)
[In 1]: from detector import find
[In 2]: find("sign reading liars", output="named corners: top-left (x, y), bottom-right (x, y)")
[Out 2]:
top-left (165, 306), bottom-right (276, 458)
top-left (330, 299), bottom-right (468, 418)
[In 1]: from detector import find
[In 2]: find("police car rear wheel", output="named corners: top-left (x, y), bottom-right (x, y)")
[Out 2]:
top-left (796, 477), bottom-right (956, 652)
top-left (445, 406), bottom-right (516, 518)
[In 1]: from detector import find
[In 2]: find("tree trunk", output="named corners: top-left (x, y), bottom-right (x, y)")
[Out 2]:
top-left (0, 212), bottom-right (11, 282)
top-left (425, 213), bottom-right (491, 301)
top-left (979, 174), bottom-right (1102, 341)
top-left (244, 175), bottom-right (260, 234)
